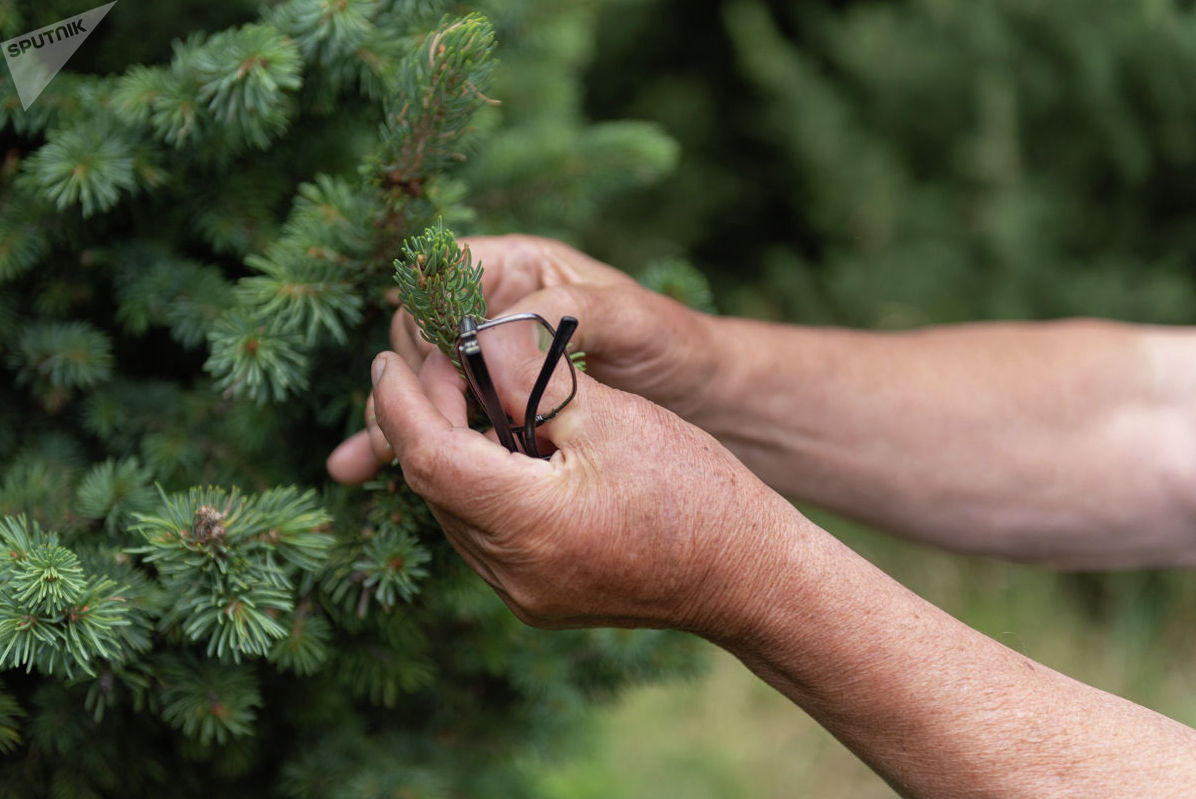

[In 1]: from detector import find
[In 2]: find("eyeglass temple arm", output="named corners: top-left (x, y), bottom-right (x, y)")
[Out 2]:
top-left (521, 315), bottom-right (579, 457)
top-left (458, 316), bottom-right (519, 453)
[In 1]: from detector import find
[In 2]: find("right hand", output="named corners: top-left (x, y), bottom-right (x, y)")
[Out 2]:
top-left (367, 345), bottom-right (796, 636)
top-left (327, 234), bottom-right (721, 484)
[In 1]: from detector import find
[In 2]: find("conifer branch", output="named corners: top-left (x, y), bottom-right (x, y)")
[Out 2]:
top-left (238, 247), bottom-right (364, 346)
top-left (319, 478), bottom-right (432, 619)
top-left (0, 516), bottom-right (136, 678)
top-left (393, 220), bottom-right (485, 365)
top-left (9, 322), bottom-right (114, 412)
top-left (270, 0), bottom-right (377, 66)
top-left (76, 458), bottom-right (158, 537)
top-left (114, 24), bottom-right (302, 155)
top-left (0, 682), bottom-right (23, 754)
top-left (157, 654), bottom-right (262, 745)
top-left (130, 485), bottom-right (332, 661)
top-left (193, 24), bottom-right (304, 150)
top-left (372, 13), bottom-right (497, 204)
top-left (0, 191), bottom-right (51, 285)
top-left (114, 245), bottom-right (235, 349)
top-left (20, 121), bottom-right (138, 217)
top-left (267, 607), bottom-right (331, 676)
top-left (205, 311), bottom-right (311, 404)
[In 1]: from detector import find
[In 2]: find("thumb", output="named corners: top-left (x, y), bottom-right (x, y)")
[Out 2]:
top-left (370, 351), bottom-right (549, 508)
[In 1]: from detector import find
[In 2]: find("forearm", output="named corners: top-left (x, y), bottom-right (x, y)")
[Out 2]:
top-left (705, 507), bottom-right (1196, 797)
top-left (690, 316), bottom-right (1196, 567)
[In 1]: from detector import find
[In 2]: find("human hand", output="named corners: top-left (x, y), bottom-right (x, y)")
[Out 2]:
top-left (327, 234), bottom-right (720, 484)
top-left (366, 346), bottom-right (792, 633)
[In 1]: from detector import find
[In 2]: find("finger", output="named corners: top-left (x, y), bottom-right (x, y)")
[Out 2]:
top-left (364, 391), bottom-right (396, 466)
top-left (326, 429), bottom-right (382, 484)
top-left (495, 283), bottom-right (624, 366)
top-left (460, 234), bottom-right (635, 313)
top-left (391, 308), bottom-right (437, 371)
top-left (371, 351), bottom-right (541, 503)
top-left (530, 368), bottom-right (605, 453)
top-left (419, 350), bottom-right (469, 427)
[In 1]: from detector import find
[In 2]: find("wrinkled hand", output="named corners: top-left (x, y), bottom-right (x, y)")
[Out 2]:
top-left (367, 347), bottom-right (788, 632)
top-left (326, 235), bottom-right (719, 484)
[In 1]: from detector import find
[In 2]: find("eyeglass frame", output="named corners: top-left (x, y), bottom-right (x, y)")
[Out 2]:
top-left (456, 312), bottom-right (579, 458)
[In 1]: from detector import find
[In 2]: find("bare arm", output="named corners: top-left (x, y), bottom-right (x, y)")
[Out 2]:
top-left (718, 503), bottom-right (1196, 798)
top-left (692, 317), bottom-right (1196, 568)
top-left (327, 235), bottom-right (1196, 567)
top-left (369, 349), bottom-right (1196, 798)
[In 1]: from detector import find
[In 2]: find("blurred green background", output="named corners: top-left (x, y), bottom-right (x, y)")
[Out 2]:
top-left (8, 0), bottom-right (1194, 793)
top-left (521, 0), bottom-right (1196, 794)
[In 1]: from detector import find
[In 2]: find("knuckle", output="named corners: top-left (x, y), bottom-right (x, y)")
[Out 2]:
top-left (399, 442), bottom-right (444, 494)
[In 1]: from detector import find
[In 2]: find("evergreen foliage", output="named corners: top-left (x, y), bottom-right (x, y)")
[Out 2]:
top-left (0, 1), bottom-right (701, 795)
top-left (394, 220), bottom-right (486, 365)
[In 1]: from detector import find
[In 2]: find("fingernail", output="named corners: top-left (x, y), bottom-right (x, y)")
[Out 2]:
top-left (371, 355), bottom-right (387, 385)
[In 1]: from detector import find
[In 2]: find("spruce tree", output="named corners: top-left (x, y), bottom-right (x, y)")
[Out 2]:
top-left (0, 1), bottom-right (704, 795)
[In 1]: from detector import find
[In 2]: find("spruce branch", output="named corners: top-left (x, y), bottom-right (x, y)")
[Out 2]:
top-left (267, 608), bottom-right (332, 676)
top-left (112, 54), bottom-right (205, 149)
top-left (8, 321), bottom-right (114, 412)
top-left (54, 575), bottom-right (132, 671)
top-left (20, 121), bottom-right (138, 217)
top-left (319, 478), bottom-right (432, 619)
top-left (239, 244), bottom-right (364, 346)
top-left (228, 173), bottom-right (374, 354)
top-left (114, 24), bottom-right (302, 155)
top-left (9, 545), bottom-right (85, 616)
top-left (114, 246), bottom-right (235, 349)
top-left (158, 654), bottom-right (262, 745)
top-left (181, 582), bottom-right (292, 660)
top-left (193, 24), bottom-right (304, 150)
top-left (267, 0), bottom-right (426, 110)
top-left (75, 458), bottom-right (157, 538)
top-left (0, 194), bottom-right (51, 285)
top-left (0, 682), bottom-right (23, 755)
top-left (270, 0), bottom-right (378, 66)
top-left (0, 516), bottom-right (135, 678)
top-left (205, 310), bottom-right (311, 404)
top-left (393, 220), bottom-right (485, 365)
top-left (248, 486), bottom-right (336, 573)
top-left (285, 174), bottom-right (377, 261)
top-left (353, 529), bottom-right (430, 609)
top-left (130, 485), bottom-right (332, 660)
top-left (372, 13), bottom-right (497, 201)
